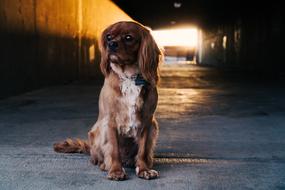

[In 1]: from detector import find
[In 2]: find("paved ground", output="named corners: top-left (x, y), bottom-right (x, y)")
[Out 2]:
top-left (0, 64), bottom-right (285, 190)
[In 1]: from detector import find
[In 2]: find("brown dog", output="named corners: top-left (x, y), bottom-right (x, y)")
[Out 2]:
top-left (54, 21), bottom-right (163, 180)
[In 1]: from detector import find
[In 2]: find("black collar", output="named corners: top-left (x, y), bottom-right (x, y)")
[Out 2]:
top-left (134, 74), bottom-right (149, 86)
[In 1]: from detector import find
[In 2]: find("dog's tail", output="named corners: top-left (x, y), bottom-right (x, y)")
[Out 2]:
top-left (53, 138), bottom-right (90, 154)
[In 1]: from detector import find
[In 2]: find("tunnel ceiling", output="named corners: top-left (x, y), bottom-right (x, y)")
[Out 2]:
top-left (112, 0), bottom-right (279, 29)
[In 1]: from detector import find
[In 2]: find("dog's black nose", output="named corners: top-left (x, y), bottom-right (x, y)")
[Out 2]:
top-left (108, 41), bottom-right (118, 52)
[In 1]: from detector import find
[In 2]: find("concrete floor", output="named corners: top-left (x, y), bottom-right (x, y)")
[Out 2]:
top-left (0, 64), bottom-right (285, 190)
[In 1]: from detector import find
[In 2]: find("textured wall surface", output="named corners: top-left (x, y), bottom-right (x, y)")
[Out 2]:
top-left (0, 0), bottom-right (131, 98)
top-left (200, 6), bottom-right (283, 72)
top-left (79, 0), bottom-right (132, 79)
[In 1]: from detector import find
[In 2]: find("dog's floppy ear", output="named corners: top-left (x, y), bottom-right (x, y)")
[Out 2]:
top-left (138, 28), bottom-right (162, 86)
top-left (99, 28), bottom-right (110, 76)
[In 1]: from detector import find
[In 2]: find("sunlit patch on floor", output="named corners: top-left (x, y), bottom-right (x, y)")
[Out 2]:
top-left (154, 152), bottom-right (209, 164)
top-left (154, 157), bottom-right (209, 164)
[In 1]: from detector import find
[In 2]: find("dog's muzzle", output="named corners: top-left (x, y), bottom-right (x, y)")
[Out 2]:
top-left (108, 41), bottom-right (118, 52)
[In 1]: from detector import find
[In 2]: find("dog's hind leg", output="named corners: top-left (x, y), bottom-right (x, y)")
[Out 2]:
top-left (88, 126), bottom-right (104, 167)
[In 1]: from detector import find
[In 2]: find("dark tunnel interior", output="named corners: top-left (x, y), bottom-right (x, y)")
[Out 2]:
top-left (114, 0), bottom-right (284, 70)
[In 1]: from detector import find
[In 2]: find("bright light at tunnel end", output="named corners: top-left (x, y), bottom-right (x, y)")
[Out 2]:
top-left (152, 28), bottom-right (198, 48)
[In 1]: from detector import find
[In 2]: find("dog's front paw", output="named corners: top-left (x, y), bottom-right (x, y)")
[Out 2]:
top-left (107, 168), bottom-right (127, 181)
top-left (136, 167), bottom-right (159, 180)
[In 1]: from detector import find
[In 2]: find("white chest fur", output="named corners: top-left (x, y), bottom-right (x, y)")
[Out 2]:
top-left (110, 63), bottom-right (143, 137)
top-left (121, 78), bottom-right (143, 133)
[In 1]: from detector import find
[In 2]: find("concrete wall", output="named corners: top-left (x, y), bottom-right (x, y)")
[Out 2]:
top-left (79, 0), bottom-right (132, 79)
top-left (0, 0), bottom-right (131, 98)
top-left (200, 5), bottom-right (283, 72)
top-left (200, 22), bottom-right (241, 68)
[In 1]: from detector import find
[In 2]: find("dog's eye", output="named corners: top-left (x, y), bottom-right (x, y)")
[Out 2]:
top-left (106, 34), bottom-right (112, 41)
top-left (125, 35), bottom-right (133, 42)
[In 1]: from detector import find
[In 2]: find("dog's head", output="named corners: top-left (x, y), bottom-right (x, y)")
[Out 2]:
top-left (99, 21), bottom-right (162, 86)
